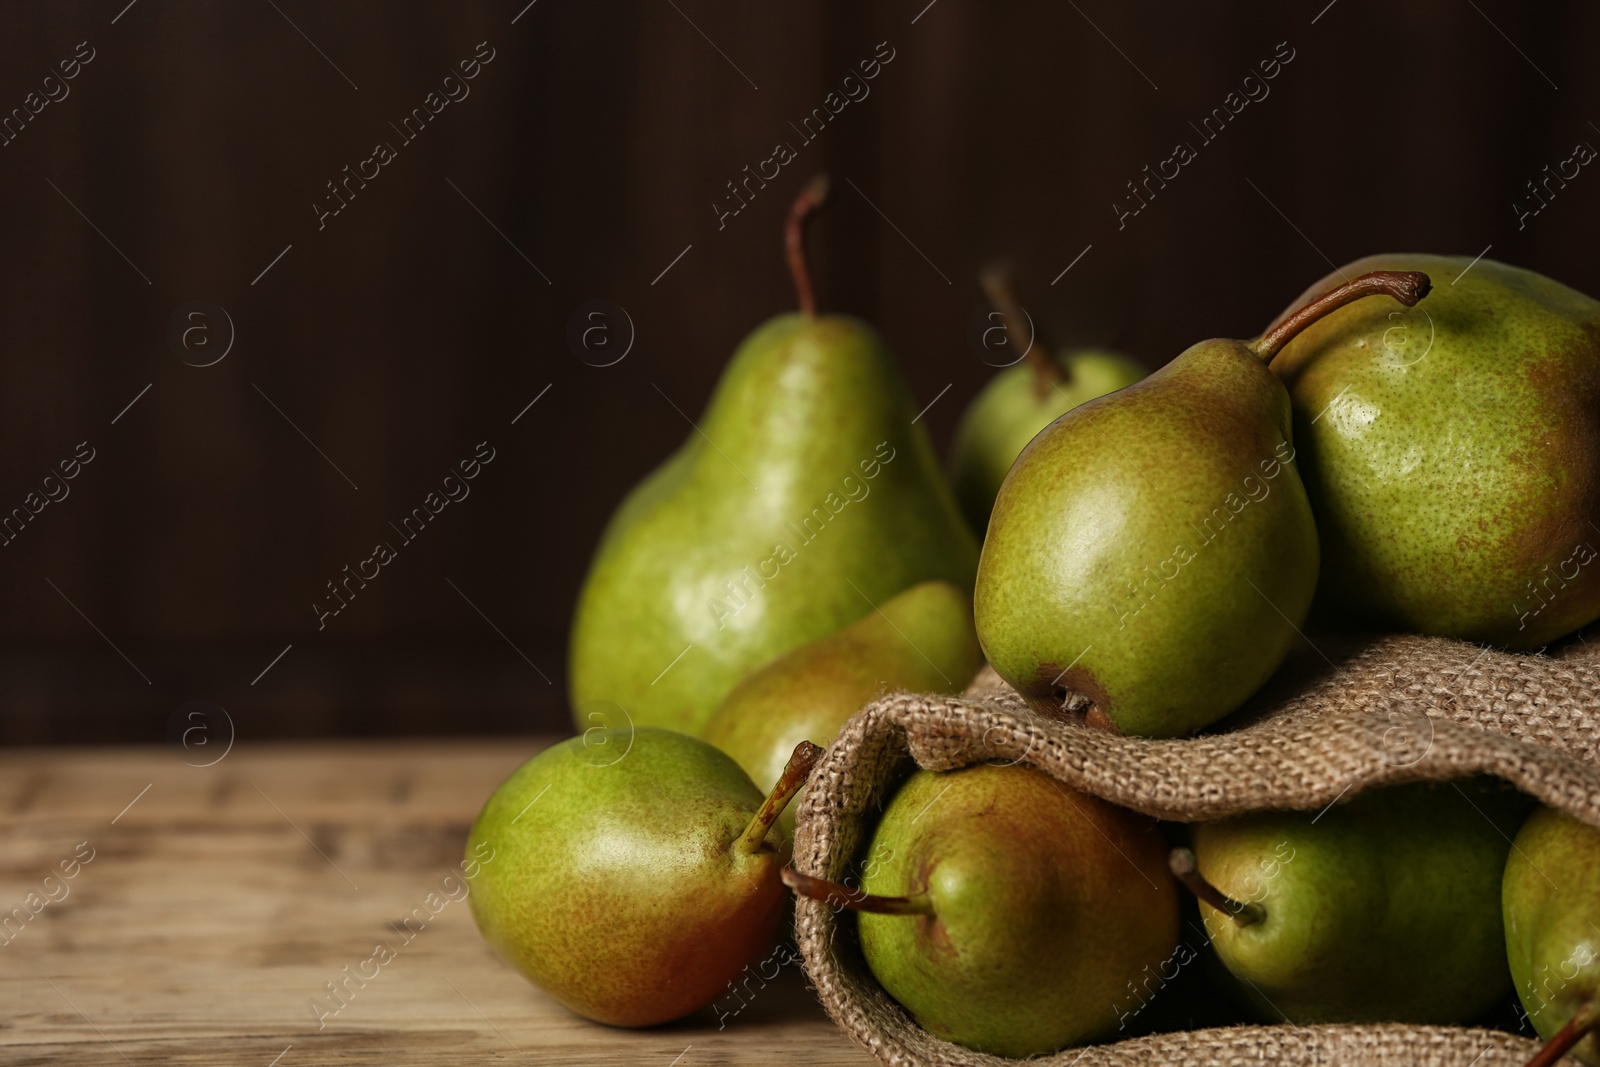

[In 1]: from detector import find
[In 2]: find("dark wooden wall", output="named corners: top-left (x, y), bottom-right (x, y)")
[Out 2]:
top-left (1, 0), bottom-right (1593, 743)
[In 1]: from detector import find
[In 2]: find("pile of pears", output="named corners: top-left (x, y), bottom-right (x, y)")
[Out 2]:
top-left (466, 176), bottom-right (1600, 1064)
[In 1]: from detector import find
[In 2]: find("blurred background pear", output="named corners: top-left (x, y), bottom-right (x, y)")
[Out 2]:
top-left (948, 264), bottom-right (1144, 533)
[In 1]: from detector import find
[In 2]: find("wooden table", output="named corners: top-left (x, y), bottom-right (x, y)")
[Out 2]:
top-left (0, 739), bottom-right (870, 1065)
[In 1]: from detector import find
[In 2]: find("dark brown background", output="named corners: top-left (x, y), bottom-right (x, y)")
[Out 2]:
top-left (1, 0), bottom-right (1592, 744)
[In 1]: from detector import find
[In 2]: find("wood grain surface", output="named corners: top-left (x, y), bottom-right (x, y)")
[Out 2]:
top-left (0, 739), bottom-right (868, 1065)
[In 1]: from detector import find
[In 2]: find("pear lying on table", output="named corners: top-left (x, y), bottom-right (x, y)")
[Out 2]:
top-left (569, 175), bottom-right (978, 736)
top-left (466, 728), bottom-right (820, 1026)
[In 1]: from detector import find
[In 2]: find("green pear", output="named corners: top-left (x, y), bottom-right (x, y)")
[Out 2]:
top-left (949, 265), bottom-right (1145, 532)
top-left (975, 271), bottom-right (1430, 737)
top-left (702, 580), bottom-right (981, 837)
top-left (787, 763), bottom-right (1179, 1057)
top-left (1174, 778), bottom-right (1529, 1023)
top-left (1504, 806), bottom-right (1600, 1066)
top-left (1267, 254), bottom-right (1600, 649)
top-left (465, 728), bottom-right (820, 1027)
top-left (570, 176), bottom-right (979, 736)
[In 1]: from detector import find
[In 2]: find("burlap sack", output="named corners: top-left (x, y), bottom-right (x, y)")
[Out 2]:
top-left (791, 631), bottom-right (1600, 1066)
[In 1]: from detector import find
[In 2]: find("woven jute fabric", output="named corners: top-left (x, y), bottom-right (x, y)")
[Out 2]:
top-left (791, 632), bottom-right (1600, 1066)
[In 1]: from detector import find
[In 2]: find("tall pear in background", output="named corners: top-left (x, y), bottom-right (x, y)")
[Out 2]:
top-left (1267, 254), bottom-right (1600, 649)
top-left (569, 177), bottom-right (979, 736)
top-left (976, 271), bottom-right (1430, 737)
top-left (948, 265), bottom-right (1145, 532)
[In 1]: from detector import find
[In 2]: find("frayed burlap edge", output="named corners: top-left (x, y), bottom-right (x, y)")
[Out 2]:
top-left (792, 632), bottom-right (1600, 1067)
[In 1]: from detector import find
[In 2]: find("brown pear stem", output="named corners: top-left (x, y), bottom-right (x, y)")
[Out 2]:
top-left (785, 175), bottom-right (830, 319)
top-left (979, 263), bottom-right (1064, 399)
top-left (1250, 270), bottom-right (1431, 361)
top-left (1169, 848), bottom-right (1266, 926)
top-left (781, 867), bottom-right (935, 915)
top-left (1524, 1001), bottom-right (1600, 1067)
top-left (734, 740), bottom-right (824, 854)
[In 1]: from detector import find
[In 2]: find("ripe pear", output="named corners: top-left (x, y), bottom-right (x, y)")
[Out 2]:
top-left (570, 176), bottom-right (979, 736)
top-left (465, 728), bottom-right (820, 1027)
top-left (950, 265), bottom-right (1145, 532)
top-left (787, 763), bottom-right (1179, 1057)
top-left (975, 271), bottom-right (1430, 737)
top-left (1174, 778), bottom-right (1529, 1024)
top-left (1267, 254), bottom-right (1600, 649)
top-left (702, 579), bottom-right (981, 838)
top-left (1504, 806), bottom-right (1600, 1067)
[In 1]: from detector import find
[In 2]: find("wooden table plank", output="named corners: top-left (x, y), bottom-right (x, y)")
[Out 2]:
top-left (0, 740), bottom-right (870, 1065)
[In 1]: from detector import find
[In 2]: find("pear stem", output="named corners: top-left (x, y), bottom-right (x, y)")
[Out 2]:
top-left (1169, 847), bottom-right (1266, 927)
top-left (781, 867), bottom-right (935, 916)
top-left (734, 740), bottom-right (825, 855)
top-left (1524, 1000), bottom-right (1600, 1067)
top-left (1250, 270), bottom-right (1432, 361)
top-left (979, 263), bottom-right (1065, 400)
top-left (785, 174), bottom-right (830, 319)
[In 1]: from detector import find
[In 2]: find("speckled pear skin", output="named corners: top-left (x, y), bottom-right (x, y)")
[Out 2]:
top-left (701, 580), bottom-right (980, 837)
top-left (857, 763), bottom-right (1179, 1057)
top-left (1504, 806), bottom-right (1600, 1063)
top-left (570, 312), bottom-right (980, 736)
top-left (973, 335), bottom-right (1318, 737)
top-left (465, 728), bottom-right (785, 1028)
top-left (1268, 254), bottom-right (1600, 649)
top-left (949, 349), bottom-right (1146, 532)
top-left (1193, 779), bottom-right (1528, 1024)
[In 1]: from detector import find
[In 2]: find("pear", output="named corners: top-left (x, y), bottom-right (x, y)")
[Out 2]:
top-left (570, 176), bottom-right (979, 735)
top-left (949, 265), bottom-right (1145, 532)
top-left (1173, 778), bottom-right (1529, 1024)
top-left (975, 271), bottom-right (1430, 737)
top-left (1504, 805), bottom-right (1600, 1066)
top-left (786, 763), bottom-right (1179, 1057)
top-left (1267, 254), bottom-right (1600, 649)
top-left (465, 728), bottom-right (820, 1027)
top-left (702, 579), bottom-right (981, 838)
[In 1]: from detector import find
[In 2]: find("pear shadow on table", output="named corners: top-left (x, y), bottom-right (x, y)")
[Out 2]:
top-left (479, 945), bottom-right (829, 1047)
top-left (643, 950), bottom-right (829, 1035)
